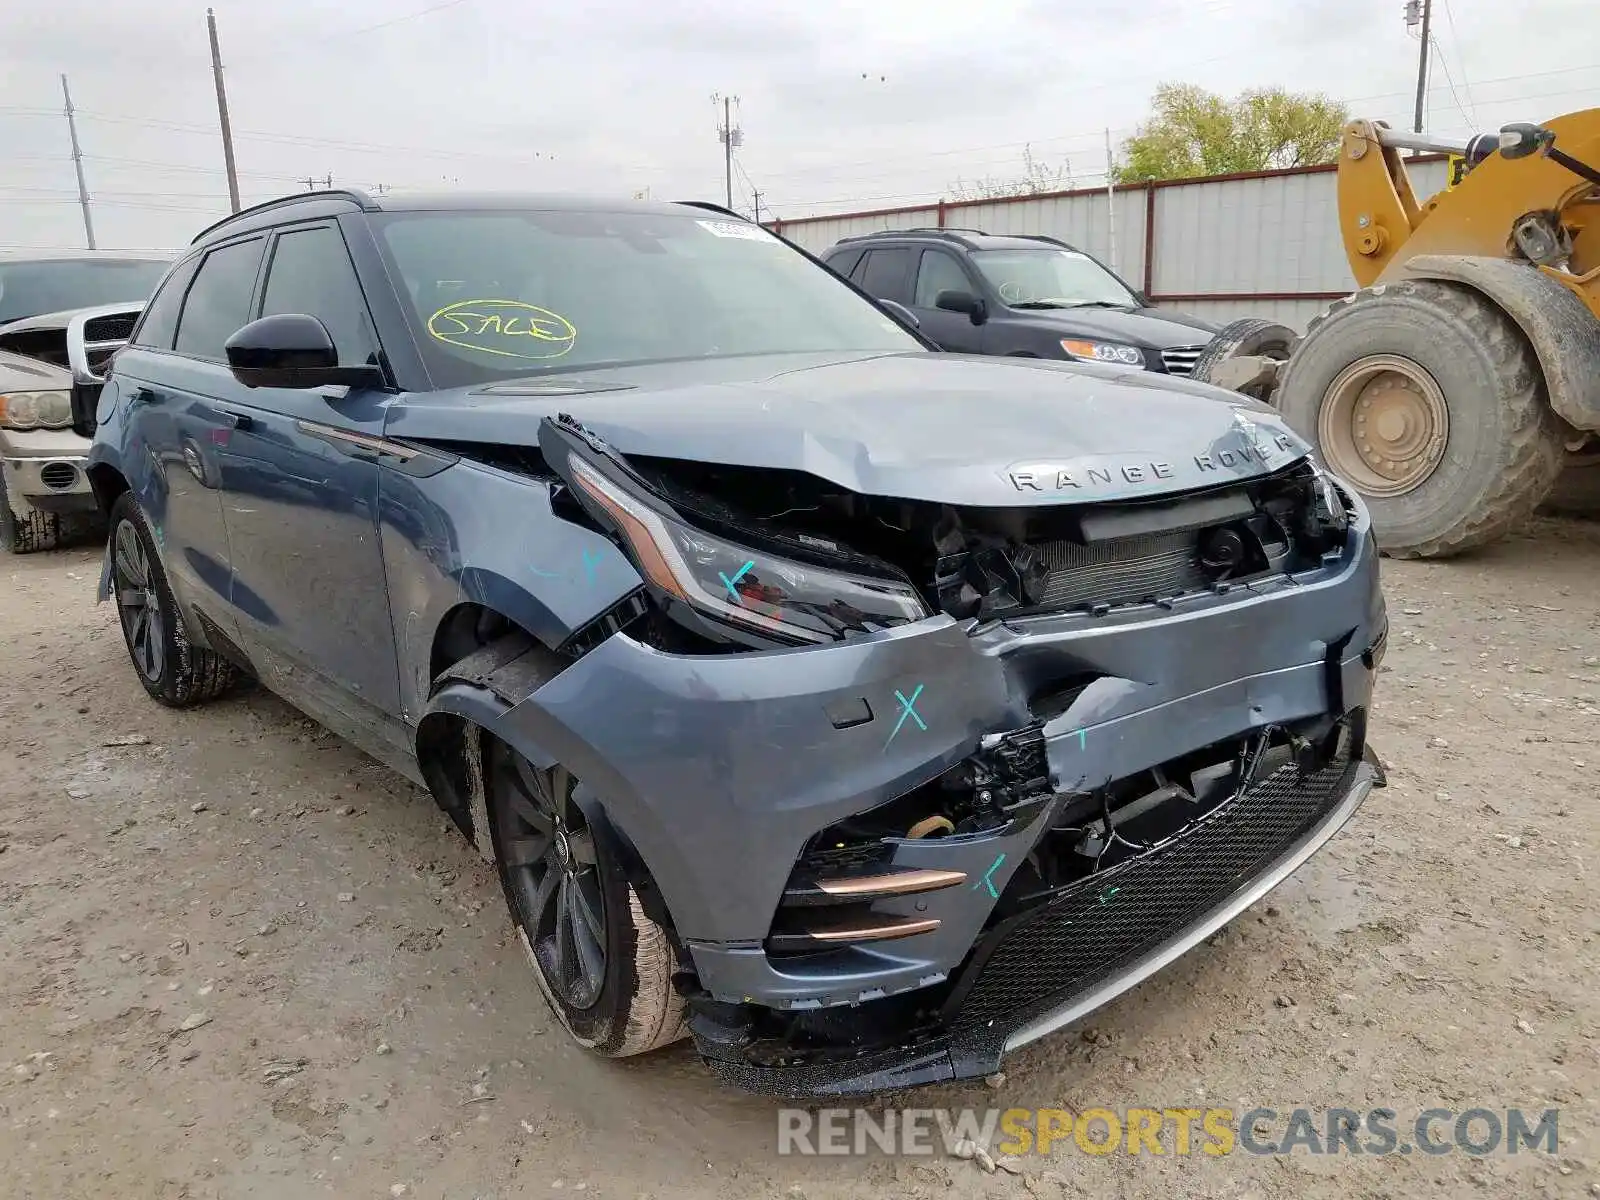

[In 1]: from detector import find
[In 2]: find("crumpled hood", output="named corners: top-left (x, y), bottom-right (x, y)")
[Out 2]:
top-left (385, 351), bottom-right (1311, 506)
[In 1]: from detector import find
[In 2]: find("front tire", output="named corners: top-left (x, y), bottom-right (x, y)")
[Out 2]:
top-left (1189, 317), bottom-right (1299, 401)
top-left (0, 472), bottom-right (64, 554)
top-left (1274, 281), bottom-right (1564, 559)
top-left (485, 736), bottom-right (686, 1057)
top-left (109, 493), bottom-right (238, 706)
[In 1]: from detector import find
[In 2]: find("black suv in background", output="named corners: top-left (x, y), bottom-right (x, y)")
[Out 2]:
top-left (821, 228), bottom-right (1218, 375)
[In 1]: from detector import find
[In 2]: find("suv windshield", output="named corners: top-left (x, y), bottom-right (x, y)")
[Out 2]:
top-left (0, 259), bottom-right (169, 324)
top-left (373, 209), bottom-right (921, 387)
top-left (970, 248), bottom-right (1137, 309)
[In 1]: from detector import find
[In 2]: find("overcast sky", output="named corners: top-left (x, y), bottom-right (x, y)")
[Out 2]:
top-left (2, 0), bottom-right (1595, 251)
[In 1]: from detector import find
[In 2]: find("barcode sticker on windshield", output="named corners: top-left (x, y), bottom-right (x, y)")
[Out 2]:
top-left (696, 219), bottom-right (777, 242)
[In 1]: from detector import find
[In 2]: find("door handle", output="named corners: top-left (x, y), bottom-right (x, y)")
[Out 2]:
top-left (217, 408), bottom-right (254, 431)
top-left (128, 387), bottom-right (155, 406)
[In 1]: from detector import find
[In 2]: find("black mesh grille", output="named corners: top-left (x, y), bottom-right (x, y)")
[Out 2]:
top-left (1032, 529), bottom-right (1207, 610)
top-left (84, 313), bottom-right (137, 342)
top-left (796, 839), bottom-right (890, 877)
top-left (947, 749), bottom-right (1359, 1045)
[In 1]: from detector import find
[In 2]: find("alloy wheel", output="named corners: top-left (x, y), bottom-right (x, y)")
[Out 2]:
top-left (113, 519), bottom-right (165, 682)
top-left (1318, 353), bottom-right (1450, 497)
top-left (494, 752), bottom-right (609, 1010)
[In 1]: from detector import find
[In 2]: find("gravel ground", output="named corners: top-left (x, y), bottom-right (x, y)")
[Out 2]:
top-left (2, 518), bottom-right (1597, 1200)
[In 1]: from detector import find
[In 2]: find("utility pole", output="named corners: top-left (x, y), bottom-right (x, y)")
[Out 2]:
top-left (751, 189), bottom-right (762, 225)
top-left (1405, 0), bottom-right (1433, 133)
top-left (712, 93), bottom-right (742, 210)
top-left (302, 174), bottom-right (332, 191)
top-left (207, 7), bottom-right (241, 213)
top-left (60, 75), bottom-right (95, 250)
top-left (1104, 127), bottom-right (1117, 275)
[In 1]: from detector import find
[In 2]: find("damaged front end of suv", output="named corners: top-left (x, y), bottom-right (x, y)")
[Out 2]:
top-left (87, 193), bottom-right (1383, 1098)
top-left (413, 377), bottom-right (1386, 1098)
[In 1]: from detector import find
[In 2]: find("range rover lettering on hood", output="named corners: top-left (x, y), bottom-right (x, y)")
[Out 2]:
top-left (1006, 416), bottom-right (1303, 496)
top-left (390, 353), bottom-right (1315, 507)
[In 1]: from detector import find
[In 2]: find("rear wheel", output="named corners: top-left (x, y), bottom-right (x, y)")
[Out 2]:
top-left (1274, 281), bottom-right (1564, 558)
top-left (485, 735), bottom-right (686, 1057)
top-left (109, 493), bottom-right (238, 706)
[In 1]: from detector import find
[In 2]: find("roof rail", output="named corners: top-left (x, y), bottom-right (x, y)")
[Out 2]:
top-left (189, 188), bottom-right (374, 245)
top-left (1012, 233), bottom-right (1081, 251)
top-left (672, 200), bottom-right (751, 221)
top-left (835, 227), bottom-right (987, 247)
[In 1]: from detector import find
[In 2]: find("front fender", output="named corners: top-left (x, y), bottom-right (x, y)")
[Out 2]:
top-left (1395, 253), bottom-right (1600, 434)
top-left (380, 458), bottom-right (645, 719)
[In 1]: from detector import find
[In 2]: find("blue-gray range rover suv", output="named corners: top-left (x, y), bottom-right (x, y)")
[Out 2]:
top-left (80, 190), bottom-right (1387, 1096)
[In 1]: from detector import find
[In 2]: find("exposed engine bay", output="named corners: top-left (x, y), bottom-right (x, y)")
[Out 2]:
top-left (444, 425), bottom-right (1359, 661)
top-left (623, 453), bottom-right (1350, 626)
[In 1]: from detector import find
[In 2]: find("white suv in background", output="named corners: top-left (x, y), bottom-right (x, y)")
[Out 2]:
top-left (0, 252), bottom-right (169, 552)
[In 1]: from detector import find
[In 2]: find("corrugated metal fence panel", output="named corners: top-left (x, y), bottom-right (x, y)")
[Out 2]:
top-left (1153, 170), bottom-right (1345, 295)
top-left (771, 158), bottom-right (1459, 326)
top-left (1150, 159), bottom-right (1453, 298)
top-left (1406, 158), bottom-right (1451, 202)
top-left (777, 208), bottom-right (940, 253)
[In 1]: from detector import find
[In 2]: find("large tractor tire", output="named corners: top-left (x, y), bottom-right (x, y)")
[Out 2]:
top-left (1543, 457), bottom-right (1600, 518)
top-left (1189, 317), bottom-right (1300, 401)
top-left (1271, 281), bottom-right (1565, 559)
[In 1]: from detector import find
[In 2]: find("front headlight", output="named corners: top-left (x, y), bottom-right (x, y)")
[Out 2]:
top-left (566, 456), bottom-right (929, 645)
top-left (1310, 462), bottom-right (1351, 534)
top-left (1059, 339), bottom-right (1146, 367)
top-left (0, 390), bottom-right (74, 431)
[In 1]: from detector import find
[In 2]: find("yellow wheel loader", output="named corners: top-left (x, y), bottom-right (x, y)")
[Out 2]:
top-left (1193, 112), bottom-right (1600, 558)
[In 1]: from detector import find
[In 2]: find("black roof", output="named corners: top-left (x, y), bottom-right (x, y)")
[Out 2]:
top-left (832, 228), bottom-right (1083, 253)
top-left (190, 190), bottom-right (750, 247)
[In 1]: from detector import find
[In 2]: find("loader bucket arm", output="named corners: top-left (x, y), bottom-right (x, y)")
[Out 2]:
top-left (1337, 109), bottom-right (1600, 308)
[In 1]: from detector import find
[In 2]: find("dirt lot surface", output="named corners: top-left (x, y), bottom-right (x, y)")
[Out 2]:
top-left (3, 520), bottom-right (1598, 1200)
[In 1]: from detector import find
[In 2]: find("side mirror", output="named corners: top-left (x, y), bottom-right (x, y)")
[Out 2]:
top-left (878, 299), bottom-right (921, 330)
top-left (935, 289), bottom-right (987, 326)
top-left (224, 314), bottom-right (384, 390)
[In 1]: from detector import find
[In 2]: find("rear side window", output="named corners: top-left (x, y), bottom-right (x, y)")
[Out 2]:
top-left (856, 248), bottom-right (913, 304)
top-left (174, 238), bottom-right (265, 361)
top-left (259, 226), bottom-right (379, 366)
top-left (823, 247), bottom-right (863, 279)
top-left (131, 258), bottom-right (199, 351)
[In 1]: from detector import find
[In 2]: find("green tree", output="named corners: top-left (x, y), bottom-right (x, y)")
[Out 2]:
top-left (1113, 84), bottom-right (1348, 183)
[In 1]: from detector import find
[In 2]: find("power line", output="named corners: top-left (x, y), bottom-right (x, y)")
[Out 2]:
top-left (1438, 0), bottom-right (1481, 123)
top-left (84, 154), bottom-right (305, 184)
top-left (1428, 36), bottom-right (1477, 129)
top-left (748, 63), bottom-right (1600, 187)
top-left (74, 109), bottom-right (560, 168)
top-left (226, 0), bottom-right (476, 71)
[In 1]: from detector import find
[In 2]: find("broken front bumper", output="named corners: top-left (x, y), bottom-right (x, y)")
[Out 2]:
top-left (484, 508), bottom-right (1384, 1091)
